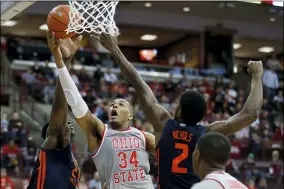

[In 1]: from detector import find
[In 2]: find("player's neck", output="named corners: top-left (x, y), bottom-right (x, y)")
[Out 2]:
top-left (201, 167), bottom-right (225, 180)
top-left (110, 121), bottom-right (130, 131)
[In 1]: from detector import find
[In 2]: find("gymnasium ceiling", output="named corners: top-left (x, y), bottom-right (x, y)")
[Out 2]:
top-left (1, 1), bottom-right (283, 58)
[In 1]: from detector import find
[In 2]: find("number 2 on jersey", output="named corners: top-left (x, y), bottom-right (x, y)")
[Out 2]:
top-left (70, 161), bottom-right (80, 187)
top-left (172, 143), bottom-right (189, 174)
top-left (118, 151), bottom-right (139, 169)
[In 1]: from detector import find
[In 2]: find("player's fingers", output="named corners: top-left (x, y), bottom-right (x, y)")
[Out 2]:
top-left (57, 39), bottom-right (62, 47)
top-left (51, 31), bottom-right (56, 44)
top-left (45, 31), bottom-right (49, 40)
top-left (76, 35), bottom-right (83, 46)
top-left (66, 38), bottom-right (72, 43)
top-left (91, 34), bottom-right (100, 40)
top-left (247, 60), bottom-right (253, 68)
top-left (59, 45), bottom-right (70, 57)
top-left (91, 34), bottom-right (101, 44)
top-left (46, 31), bottom-right (53, 44)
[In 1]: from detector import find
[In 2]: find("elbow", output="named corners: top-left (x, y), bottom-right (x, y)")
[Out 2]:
top-left (250, 112), bottom-right (259, 122)
top-left (242, 110), bottom-right (260, 123)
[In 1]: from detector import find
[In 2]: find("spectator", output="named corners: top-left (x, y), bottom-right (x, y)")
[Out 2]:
top-left (163, 74), bottom-right (175, 94)
top-left (241, 153), bottom-right (257, 182)
top-left (273, 90), bottom-right (283, 112)
top-left (104, 68), bottom-right (117, 84)
top-left (98, 79), bottom-right (109, 98)
top-left (78, 68), bottom-right (91, 83)
top-left (101, 54), bottom-right (114, 68)
top-left (0, 168), bottom-right (15, 189)
top-left (83, 89), bottom-right (97, 110)
top-left (43, 79), bottom-right (56, 104)
top-left (262, 98), bottom-right (273, 112)
top-left (94, 100), bottom-right (109, 124)
top-left (39, 61), bottom-right (54, 79)
top-left (272, 123), bottom-right (283, 140)
top-left (93, 65), bottom-right (103, 86)
top-left (24, 137), bottom-right (37, 170)
top-left (21, 69), bottom-right (36, 84)
top-left (160, 95), bottom-right (171, 110)
top-left (1, 112), bottom-right (9, 143)
top-left (269, 150), bottom-right (282, 188)
top-left (88, 172), bottom-right (102, 189)
top-left (21, 69), bottom-right (37, 94)
top-left (262, 128), bottom-right (272, 140)
top-left (70, 70), bottom-right (80, 86)
top-left (250, 132), bottom-right (262, 158)
top-left (110, 80), bottom-right (127, 98)
top-left (2, 140), bottom-right (21, 173)
top-left (8, 112), bottom-right (23, 142)
top-left (266, 55), bottom-right (282, 71)
top-left (262, 67), bottom-right (279, 102)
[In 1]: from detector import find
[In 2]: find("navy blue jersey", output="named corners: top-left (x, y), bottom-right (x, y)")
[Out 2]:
top-left (156, 119), bottom-right (206, 189)
top-left (27, 145), bottom-right (80, 189)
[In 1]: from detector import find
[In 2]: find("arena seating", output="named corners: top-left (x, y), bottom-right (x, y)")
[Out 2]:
top-left (1, 35), bottom-right (282, 189)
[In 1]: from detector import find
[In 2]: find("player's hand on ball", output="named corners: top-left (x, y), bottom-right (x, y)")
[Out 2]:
top-left (247, 60), bottom-right (263, 78)
top-left (58, 35), bottom-right (83, 58)
top-left (46, 30), bottom-right (62, 62)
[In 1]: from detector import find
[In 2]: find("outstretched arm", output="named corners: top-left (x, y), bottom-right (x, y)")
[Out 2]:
top-left (46, 31), bottom-right (105, 152)
top-left (97, 34), bottom-right (171, 144)
top-left (207, 61), bottom-right (263, 136)
top-left (47, 59), bottom-right (70, 136)
top-left (111, 46), bottom-right (171, 127)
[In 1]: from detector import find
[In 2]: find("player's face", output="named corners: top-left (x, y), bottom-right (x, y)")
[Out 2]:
top-left (67, 121), bottom-right (75, 139)
top-left (108, 99), bottom-right (133, 127)
top-left (192, 145), bottom-right (201, 176)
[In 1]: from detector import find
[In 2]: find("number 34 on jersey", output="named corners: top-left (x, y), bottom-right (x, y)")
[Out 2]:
top-left (113, 150), bottom-right (146, 183)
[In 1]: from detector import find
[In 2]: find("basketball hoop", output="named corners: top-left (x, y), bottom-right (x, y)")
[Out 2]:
top-left (67, 0), bottom-right (119, 35)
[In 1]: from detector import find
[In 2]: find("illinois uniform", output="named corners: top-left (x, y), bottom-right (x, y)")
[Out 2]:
top-left (156, 119), bottom-right (206, 189)
top-left (27, 145), bottom-right (80, 189)
top-left (92, 125), bottom-right (154, 189)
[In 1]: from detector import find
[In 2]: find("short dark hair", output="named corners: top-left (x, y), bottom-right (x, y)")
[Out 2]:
top-left (180, 90), bottom-right (207, 125)
top-left (41, 122), bottom-right (49, 140)
top-left (197, 132), bottom-right (231, 165)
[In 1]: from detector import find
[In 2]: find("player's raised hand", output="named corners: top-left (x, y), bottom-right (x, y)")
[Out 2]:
top-left (247, 60), bottom-right (263, 78)
top-left (58, 35), bottom-right (83, 58)
top-left (92, 28), bottom-right (118, 52)
top-left (46, 30), bottom-right (62, 62)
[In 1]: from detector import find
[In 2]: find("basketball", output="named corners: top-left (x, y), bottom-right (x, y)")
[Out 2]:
top-left (47, 5), bottom-right (76, 39)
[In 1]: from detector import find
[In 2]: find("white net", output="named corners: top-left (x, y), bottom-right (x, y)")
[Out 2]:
top-left (67, 0), bottom-right (119, 35)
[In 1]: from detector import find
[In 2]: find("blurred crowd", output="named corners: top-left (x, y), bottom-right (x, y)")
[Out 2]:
top-left (1, 35), bottom-right (283, 189)
top-left (1, 111), bottom-right (38, 188)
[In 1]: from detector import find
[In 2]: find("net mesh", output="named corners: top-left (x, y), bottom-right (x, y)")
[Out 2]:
top-left (67, 0), bottom-right (119, 35)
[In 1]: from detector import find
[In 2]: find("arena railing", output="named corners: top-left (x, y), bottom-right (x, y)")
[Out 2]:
top-left (12, 59), bottom-right (231, 83)
top-left (17, 81), bottom-right (49, 127)
top-left (2, 52), bottom-right (50, 128)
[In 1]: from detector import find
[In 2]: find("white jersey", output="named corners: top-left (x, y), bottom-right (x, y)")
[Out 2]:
top-left (92, 125), bottom-right (154, 189)
top-left (191, 171), bottom-right (248, 189)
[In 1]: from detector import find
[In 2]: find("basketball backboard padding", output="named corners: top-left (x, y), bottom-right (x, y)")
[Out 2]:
top-left (1, 1), bottom-right (37, 25)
